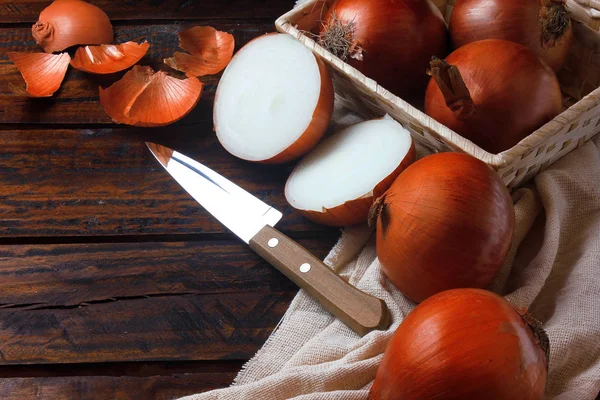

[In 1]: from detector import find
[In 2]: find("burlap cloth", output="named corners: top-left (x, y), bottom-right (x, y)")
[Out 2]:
top-left (180, 7), bottom-right (600, 396)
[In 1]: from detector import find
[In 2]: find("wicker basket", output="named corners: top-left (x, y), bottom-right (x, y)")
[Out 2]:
top-left (567, 0), bottom-right (600, 30)
top-left (275, 0), bottom-right (600, 190)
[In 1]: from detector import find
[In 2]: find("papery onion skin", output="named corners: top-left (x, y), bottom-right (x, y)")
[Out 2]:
top-left (369, 288), bottom-right (549, 400)
top-left (372, 152), bottom-right (514, 303)
top-left (7, 51), bottom-right (71, 97)
top-left (99, 65), bottom-right (203, 127)
top-left (449, 0), bottom-right (573, 72)
top-left (298, 141), bottom-right (415, 227)
top-left (424, 39), bottom-right (563, 154)
top-left (164, 26), bottom-right (235, 77)
top-left (70, 41), bottom-right (150, 74)
top-left (32, 0), bottom-right (114, 53)
top-left (319, 0), bottom-right (448, 104)
top-left (262, 56), bottom-right (334, 164)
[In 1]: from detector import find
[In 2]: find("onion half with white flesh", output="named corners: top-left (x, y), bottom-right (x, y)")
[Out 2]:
top-left (214, 33), bottom-right (334, 164)
top-left (285, 116), bottom-right (415, 227)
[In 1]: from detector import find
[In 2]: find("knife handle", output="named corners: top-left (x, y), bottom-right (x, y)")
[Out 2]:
top-left (249, 225), bottom-right (390, 336)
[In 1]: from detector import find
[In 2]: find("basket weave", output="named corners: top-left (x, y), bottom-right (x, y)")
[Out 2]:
top-left (275, 0), bottom-right (600, 190)
top-left (567, 0), bottom-right (600, 30)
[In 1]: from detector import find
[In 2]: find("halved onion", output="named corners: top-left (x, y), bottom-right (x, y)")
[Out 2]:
top-left (99, 65), bottom-right (203, 127)
top-left (7, 52), bottom-right (70, 97)
top-left (70, 41), bottom-right (150, 74)
top-left (214, 33), bottom-right (334, 164)
top-left (164, 26), bottom-right (235, 77)
top-left (32, 0), bottom-right (114, 53)
top-left (285, 116), bottom-right (415, 227)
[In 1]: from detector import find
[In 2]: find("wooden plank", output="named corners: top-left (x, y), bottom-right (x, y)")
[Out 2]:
top-left (0, 239), bottom-right (335, 364)
top-left (0, 22), bottom-right (275, 125)
top-left (0, 373), bottom-right (234, 399)
top-left (0, 127), bottom-right (338, 237)
top-left (0, 0), bottom-right (293, 23)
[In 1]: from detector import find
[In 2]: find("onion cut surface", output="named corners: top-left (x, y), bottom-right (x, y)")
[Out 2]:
top-left (164, 26), bottom-right (235, 77)
top-left (7, 52), bottom-right (71, 97)
top-left (70, 41), bottom-right (150, 74)
top-left (285, 116), bottom-right (415, 227)
top-left (99, 65), bottom-right (203, 127)
top-left (214, 33), bottom-right (333, 164)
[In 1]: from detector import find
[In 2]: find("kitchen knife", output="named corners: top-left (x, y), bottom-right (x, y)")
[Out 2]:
top-left (146, 142), bottom-right (390, 336)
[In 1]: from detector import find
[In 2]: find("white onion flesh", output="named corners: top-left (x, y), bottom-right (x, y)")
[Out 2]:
top-left (214, 34), bottom-right (331, 163)
top-left (285, 116), bottom-right (413, 219)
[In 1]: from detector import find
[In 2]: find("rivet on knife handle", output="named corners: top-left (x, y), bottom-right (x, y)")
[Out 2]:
top-left (250, 225), bottom-right (391, 336)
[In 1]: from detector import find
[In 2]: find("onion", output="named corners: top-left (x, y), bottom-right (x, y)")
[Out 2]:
top-left (7, 52), bottom-right (71, 97)
top-left (449, 0), bottom-right (573, 72)
top-left (369, 288), bottom-right (549, 400)
top-left (214, 33), bottom-right (333, 164)
top-left (164, 26), bottom-right (235, 77)
top-left (318, 0), bottom-right (448, 103)
top-left (424, 39), bottom-right (563, 154)
top-left (70, 41), bottom-right (150, 74)
top-left (32, 0), bottom-right (114, 54)
top-left (370, 152), bottom-right (514, 303)
top-left (285, 116), bottom-right (415, 227)
top-left (99, 65), bottom-right (203, 127)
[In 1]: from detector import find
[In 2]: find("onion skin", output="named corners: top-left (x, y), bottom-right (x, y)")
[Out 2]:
top-left (299, 141), bottom-right (415, 227)
top-left (70, 41), bottom-right (150, 74)
top-left (449, 0), bottom-right (573, 72)
top-left (164, 26), bottom-right (235, 77)
top-left (319, 0), bottom-right (448, 104)
top-left (258, 55), bottom-right (334, 164)
top-left (99, 65), bottom-right (203, 127)
top-left (372, 152), bottom-right (514, 303)
top-left (7, 51), bottom-right (71, 97)
top-left (32, 0), bottom-right (114, 54)
top-left (369, 288), bottom-right (549, 400)
top-left (424, 39), bottom-right (563, 154)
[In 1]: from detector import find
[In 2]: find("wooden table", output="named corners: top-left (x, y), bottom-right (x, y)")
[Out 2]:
top-left (0, 1), bottom-right (339, 398)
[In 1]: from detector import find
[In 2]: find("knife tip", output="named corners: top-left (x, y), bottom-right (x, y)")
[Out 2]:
top-left (146, 142), bottom-right (174, 168)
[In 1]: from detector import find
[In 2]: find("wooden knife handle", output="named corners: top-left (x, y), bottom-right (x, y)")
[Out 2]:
top-left (249, 225), bottom-right (390, 336)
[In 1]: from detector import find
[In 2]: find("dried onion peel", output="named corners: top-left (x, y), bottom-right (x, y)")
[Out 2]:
top-left (70, 41), bottom-right (150, 74)
top-left (32, 0), bottom-right (114, 54)
top-left (164, 26), bottom-right (235, 77)
top-left (7, 52), bottom-right (71, 97)
top-left (285, 116), bottom-right (415, 227)
top-left (214, 33), bottom-right (333, 164)
top-left (99, 65), bottom-right (203, 127)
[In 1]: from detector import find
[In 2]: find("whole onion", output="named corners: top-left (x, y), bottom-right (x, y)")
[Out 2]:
top-left (369, 288), bottom-right (549, 400)
top-left (370, 152), bottom-right (514, 303)
top-left (424, 39), bottom-right (563, 154)
top-left (449, 0), bottom-right (573, 72)
top-left (318, 0), bottom-right (448, 104)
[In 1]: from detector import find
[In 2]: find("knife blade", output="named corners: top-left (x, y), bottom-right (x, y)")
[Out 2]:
top-left (146, 142), bottom-right (390, 336)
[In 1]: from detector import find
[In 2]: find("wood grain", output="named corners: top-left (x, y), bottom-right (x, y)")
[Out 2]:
top-left (0, 127), bottom-right (338, 238)
top-left (0, 239), bottom-right (334, 364)
top-left (0, 373), bottom-right (235, 400)
top-left (0, 22), bottom-right (275, 125)
top-left (0, 0), bottom-right (293, 23)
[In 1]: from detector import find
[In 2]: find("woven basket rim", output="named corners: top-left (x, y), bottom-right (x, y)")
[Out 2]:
top-left (275, 0), bottom-right (600, 169)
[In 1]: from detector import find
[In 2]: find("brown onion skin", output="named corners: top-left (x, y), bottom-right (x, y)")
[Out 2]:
top-left (368, 288), bottom-right (548, 400)
top-left (320, 0), bottom-right (448, 104)
top-left (424, 39), bottom-right (563, 154)
top-left (298, 141), bottom-right (416, 227)
top-left (449, 0), bottom-right (573, 72)
top-left (374, 152), bottom-right (514, 303)
top-left (32, 0), bottom-right (114, 53)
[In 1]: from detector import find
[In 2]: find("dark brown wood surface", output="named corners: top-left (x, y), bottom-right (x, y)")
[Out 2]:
top-left (0, 0), bottom-right (342, 398)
